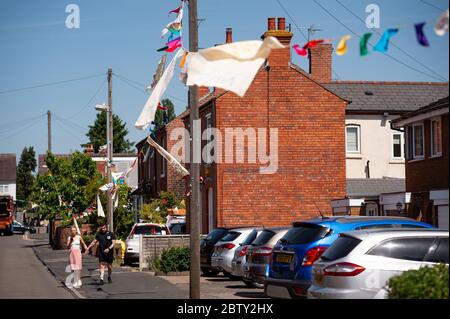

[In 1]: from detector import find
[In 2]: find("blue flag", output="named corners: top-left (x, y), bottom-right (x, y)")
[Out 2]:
top-left (374, 28), bottom-right (399, 53)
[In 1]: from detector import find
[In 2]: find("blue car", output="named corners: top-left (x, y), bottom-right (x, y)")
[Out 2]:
top-left (264, 216), bottom-right (433, 299)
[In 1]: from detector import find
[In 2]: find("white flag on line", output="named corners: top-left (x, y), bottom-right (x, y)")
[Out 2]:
top-left (135, 49), bottom-right (185, 130)
top-left (186, 36), bottom-right (285, 98)
top-left (97, 195), bottom-right (105, 218)
top-left (146, 136), bottom-right (190, 177)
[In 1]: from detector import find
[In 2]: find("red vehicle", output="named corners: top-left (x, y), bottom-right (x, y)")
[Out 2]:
top-left (0, 195), bottom-right (14, 235)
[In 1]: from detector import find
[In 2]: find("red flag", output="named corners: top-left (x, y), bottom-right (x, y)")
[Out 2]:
top-left (169, 5), bottom-right (181, 15)
top-left (157, 103), bottom-right (168, 111)
top-left (293, 39), bottom-right (329, 57)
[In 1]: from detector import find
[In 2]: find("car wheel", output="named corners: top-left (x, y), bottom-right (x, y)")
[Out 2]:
top-left (243, 280), bottom-right (259, 288)
top-left (201, 267), bottom-right (220, 277)
top-left (223, 270), bottom-right (241, 280)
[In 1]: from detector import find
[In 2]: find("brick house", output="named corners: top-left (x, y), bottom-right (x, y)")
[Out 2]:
top-left (132, 112), bottom-right (188, 213)
top-left (392, 96), bottom-right (449, 228)
top-left (182, 18), bottom-right (347, 233)
top-left (0, 154), bottom-right (16, 199)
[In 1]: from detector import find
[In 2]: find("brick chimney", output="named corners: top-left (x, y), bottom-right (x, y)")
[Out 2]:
top-left (226, 28), bottom-right (233, 44)
top-left (84, 144), bottom-right (95, 156)
top-left (262, 17), bottom-right (293, 67)
top-left (309, 44), bottom-right (333, 83)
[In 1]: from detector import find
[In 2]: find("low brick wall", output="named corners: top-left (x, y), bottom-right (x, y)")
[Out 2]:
top-left (140, 235), bottom-right (197, 271)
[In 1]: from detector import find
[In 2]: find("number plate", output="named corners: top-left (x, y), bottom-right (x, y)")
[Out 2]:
top-left (314, 270), bottom-right (324, 286)
top-left (275, 253), bottom-right (293, 263)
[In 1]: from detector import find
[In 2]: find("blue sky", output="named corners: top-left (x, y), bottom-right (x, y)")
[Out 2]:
top-left (0, 0), bottom-right (448, 162)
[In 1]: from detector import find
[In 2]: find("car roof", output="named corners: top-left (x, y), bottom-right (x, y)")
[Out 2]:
top-left (294, 216), bottom-right (430, 227)
top-left (341, 228), bottom-right (448, 241)
top-left (135, 223), bottom-right (166, 227)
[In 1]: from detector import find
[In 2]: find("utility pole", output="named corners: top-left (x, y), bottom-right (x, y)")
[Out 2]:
top-left (188, 0), bottom-right (201, 300)
top-left (47, 110), bottom-right (52, 153)
top-left (107, 68), bottom-right (114, 232)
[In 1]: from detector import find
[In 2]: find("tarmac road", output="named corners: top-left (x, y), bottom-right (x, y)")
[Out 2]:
top-left (0, 234), bottom-right (72, 299)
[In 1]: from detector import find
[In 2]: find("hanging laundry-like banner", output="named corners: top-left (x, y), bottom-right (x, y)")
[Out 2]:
top-left (99, 183), bottom-right (114, 192)
top-left (146, 136), bottom-right (190, 177)
top-left (435, 10), bottom-right (449, 36)
top-left (336, 35), bottom-right (351, 56)
top-left (135, 49), bottom-right (185, 130)
top-left (360, 33), bottom-right (373, 56)
top-left (186, 36), bottom-right (284, 97)
top-left (147, 54), bottom-right (167, 91)
top-left (97, 195), bottom-right (105, 217)
top-left (161, 1), bottom-right (184, 38)
top-left (374, 28), bottom-right (399, 53)
top-left (415, 22), bottom-right (430, 47)
top-left (293, 39), bottom-right (330, 57)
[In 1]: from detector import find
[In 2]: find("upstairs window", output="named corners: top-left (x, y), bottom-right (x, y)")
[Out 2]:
top-left (431, 118), bottom-right (442, 157)
top-left (407, 124), bottom-right (424, 160)
top-left (392, 133), bottom-right (403, 159)
top-left (346, 125), bottom-right (361, 154)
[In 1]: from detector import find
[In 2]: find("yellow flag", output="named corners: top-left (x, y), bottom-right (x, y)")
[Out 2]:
top-left (336, 35), bottom-right (351, 56)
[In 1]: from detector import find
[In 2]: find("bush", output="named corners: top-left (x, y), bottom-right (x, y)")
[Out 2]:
top-left (151, 247), bottom-right (190, 273)
top-left (387, 264), bottom-right (449, 299)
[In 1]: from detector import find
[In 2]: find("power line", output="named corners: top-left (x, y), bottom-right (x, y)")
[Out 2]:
top-left (53, 113), bottom-right (88, 133)
top-left (335, 0), bottom-right (447, 82)
top-left (52, 115), bottom-right (86, 143)
top-left (67, 77), bottom-right (107, 119)
top-left (312, 0), bottom-right (446, 82)
top-left (0, 113), bottom-right (46, 134)
top-left (0, 73), bottom-right (105, 95)
top-left (419, 0), bottom-right (447, 12)
top-left (0, 116), bottom-right (44, 142)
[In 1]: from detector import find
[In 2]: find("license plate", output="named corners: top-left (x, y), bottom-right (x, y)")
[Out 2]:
top-left (314, 270), bottom-right (324, 286)
top-left (275, 253), bottom-right (293, 263)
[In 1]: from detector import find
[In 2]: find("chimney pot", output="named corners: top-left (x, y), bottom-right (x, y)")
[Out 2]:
top-left (226, 28), bottom-right (233, 43)
top-left (268, 17), bottom-right (276, 31)
top-left (277, 17), bottom-right (286, 31)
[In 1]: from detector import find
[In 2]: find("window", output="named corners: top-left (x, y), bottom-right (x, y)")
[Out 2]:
top-left (368, 237), bottom-right (435, 262)
top-left (0, 185), bottom-right (8, 194)
top-left (392, 133), bottom-right (403, 159)
top-left (426, 238), bottom-right (448, 263)
top-left (346, 125), bottom-right (360, 154)
top-left (431, 118), bottom-right (442, 157)
top-left (320, 235), bottom-right (362, 262)
top-left (205, 114), bottom-right (212, 164)
top-left (281, 223), bottom-right (330, 245)
top-left (407, 124), bottom-right (424, 160)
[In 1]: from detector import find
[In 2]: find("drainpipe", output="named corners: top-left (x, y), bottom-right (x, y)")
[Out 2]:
top-left (366, 160), bottom-right (371, 179)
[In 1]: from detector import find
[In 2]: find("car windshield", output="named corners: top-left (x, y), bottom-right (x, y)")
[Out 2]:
top-left (204, 228), bottom-right (228, 243)
top-left (320, 235), bottom-right (362, 261)
top-left (252, 230), bottom-right (276, 246)
top-left (220, 231), bottom-right (241, 242)
top-left (280, 223), bottom-right (329, 245)
top-left (133, 225), bottom-right (167, 235)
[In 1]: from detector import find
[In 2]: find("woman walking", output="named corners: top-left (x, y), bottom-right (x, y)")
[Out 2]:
top-left (67, 216), bottom-right (88, 288)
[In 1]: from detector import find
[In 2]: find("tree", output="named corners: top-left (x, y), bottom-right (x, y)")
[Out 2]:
top-left (113, 184), bottom-right (135, 239)
top-left (83, 112), bottom-right (134, 153)
top-left (153, 99), bottom-right (176, 131)
top-left (16, 146), bottom-right (37, 205)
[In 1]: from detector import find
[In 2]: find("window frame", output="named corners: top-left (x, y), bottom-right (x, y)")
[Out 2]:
top-left (411, 123), bottom-right (425, 160)
top-left (391, 132), bottom-right (404, 160)
top-left (430, 117), bottom-right (443, 158)
top-left (205, 113), bottom-right (212, 164)
top-left (346, 124), bottom-right (361, 154)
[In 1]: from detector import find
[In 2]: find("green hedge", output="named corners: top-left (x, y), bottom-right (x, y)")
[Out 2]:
top-left (388, 264), bottom-right (449, 299)
top-left (151, 247), bottom-right (190, 273)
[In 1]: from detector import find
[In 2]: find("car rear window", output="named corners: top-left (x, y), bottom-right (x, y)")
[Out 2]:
top-left (252, 230), bottom-right (276, 246)
top-left (221, 231), bottom-right (241, 242)
top-left (280, 223), bottom-right (330, 245)
top-left (241, 230), bottom-right (258, 245)
top-left (134, 225), bottom-right (167, 235)
top-left (205, 228), bottom-right (228, 243)
top-left (428, 238), bottom-right (449, 263)
top-left (320, 235), bottom-right (362, 261)
top-left (368, 237), bottom-right (436, 262)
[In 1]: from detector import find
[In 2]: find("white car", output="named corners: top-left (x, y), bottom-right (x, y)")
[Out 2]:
top-left (308, 229), bottom-right (449, 299)
top-left (211, 227), bottom-right (261, 279)
top-left (124, 223), bottom-right (170, 266)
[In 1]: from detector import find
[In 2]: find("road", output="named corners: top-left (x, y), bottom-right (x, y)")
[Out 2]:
top-left (0, 234), bottom-right (72, 299)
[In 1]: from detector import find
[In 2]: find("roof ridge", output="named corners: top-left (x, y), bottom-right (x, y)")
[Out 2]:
top-left (329, 81), bottom-right (449, 86)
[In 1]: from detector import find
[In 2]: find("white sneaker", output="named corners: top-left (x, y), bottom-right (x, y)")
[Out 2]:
top-left (73, 282), bottom-right (80, 289)
top-left (77, 280), bottom-right (82, 287)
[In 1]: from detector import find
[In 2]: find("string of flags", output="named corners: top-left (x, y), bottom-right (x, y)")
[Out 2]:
top-left (292, 9), bottom-right (449, 58)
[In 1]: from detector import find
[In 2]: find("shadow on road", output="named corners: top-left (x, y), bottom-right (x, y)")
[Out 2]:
top-left (234, 291), bottom-right (268, 299)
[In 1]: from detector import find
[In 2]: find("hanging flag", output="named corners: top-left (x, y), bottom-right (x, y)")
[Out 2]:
top-left (165, 38), bottom-right (183, 52)
top-left (179, 51), bottom-right (189, 68)
top-left (336, 35), bottom-right (351, 56)
top-left (415, 23), bottom-right (430, 47)
top-left (169, 5), bottom-right (182, 15)
top-left (147, 54), bottom-right (167, 91)
top-left (97, 195), bottom-right (105, 217)
top-left (186, 37), bottom-right (284, 97)
top-left (161, 2), bottom-right (184, 37)
top-left (360, 33), bottom-right (373, 56)
top-left (99, 183), bottom-right (114, 192)
top-left (136, 49), bottom-right (185, 130)
top-left (292, 44), bottom-right (308, 57)
top-left (374, 28), bottom-right (399, 53)
top-left (157, 102), bottom-right (168, 111)
top-left (146, 136), bottom-right (190, 177)
top-left (292, 39), bottom-right (329, 57)
top-left (435, 10), bottom-right (449, 36)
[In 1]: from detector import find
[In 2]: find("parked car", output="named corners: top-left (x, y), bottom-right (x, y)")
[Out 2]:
top-left (124, 223), bottom-right (170, 266)
top-left (243, 227), bottom-right (289, 288)
top-left (265, 216), bottom-right (433, 299)
top-left (308, 229), bottom-right (449, 299)
top-left (169, 222), bottom-right (186, 235)
top-left (12, 221), bottom-right (36, 235)
top-left (201, 228), bottom-right (230, 276)
top-left (211, 227), bottom-right (262, 279)
top-left (230, 229), bottom-right (264, 279)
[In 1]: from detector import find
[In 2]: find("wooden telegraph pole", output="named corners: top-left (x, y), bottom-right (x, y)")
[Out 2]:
top-left (47, 110), bottom-right (52, 153)
top-left (188, 0), bottom-right (201, 299)
top-left (107, 68), bottom-right (114, 232)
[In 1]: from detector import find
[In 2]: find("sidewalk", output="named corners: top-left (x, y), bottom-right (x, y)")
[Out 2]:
top-left (30, 234), bottom-right (187, 299)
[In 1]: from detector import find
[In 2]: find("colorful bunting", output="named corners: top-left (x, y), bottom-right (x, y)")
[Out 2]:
top-left (293, 39), bottom-right (330, 57)
top-left (360, 33), bottom-right (373, 56)
top-left (336, 35), bottom-right (351, 56)
top-left (169, 5), bottom-right (182, 15)
top-left (415, 23), bottom-right (430, 47)
top-left (374, 28), bottom-right (399, 53)
top-left (435, 10), bottom-right (449, 36)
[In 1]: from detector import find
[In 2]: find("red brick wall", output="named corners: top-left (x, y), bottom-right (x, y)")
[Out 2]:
top-left (309, 44), bottom-right (333, 84)
top-left (166, 116), bottom-right (188, 200)
top-left (406, 114), bottom-right (449, 193)
top-left (214, 64), bottom-right (347, 228)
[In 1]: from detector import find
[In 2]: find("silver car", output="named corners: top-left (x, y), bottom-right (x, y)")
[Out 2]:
top-left (308, 229), bottom-right (449, 299)
top-left (211, 227), bottom-right (261, 279)
top-left (231, 229), bottom-right (264, 278)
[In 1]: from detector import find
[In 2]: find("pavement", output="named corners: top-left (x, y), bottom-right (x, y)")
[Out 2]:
top-left (1, 233), bottom-right (267, 299)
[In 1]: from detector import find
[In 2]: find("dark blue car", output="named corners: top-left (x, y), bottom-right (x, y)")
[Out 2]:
top-left (264, 216), bottom-right (433, 299)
